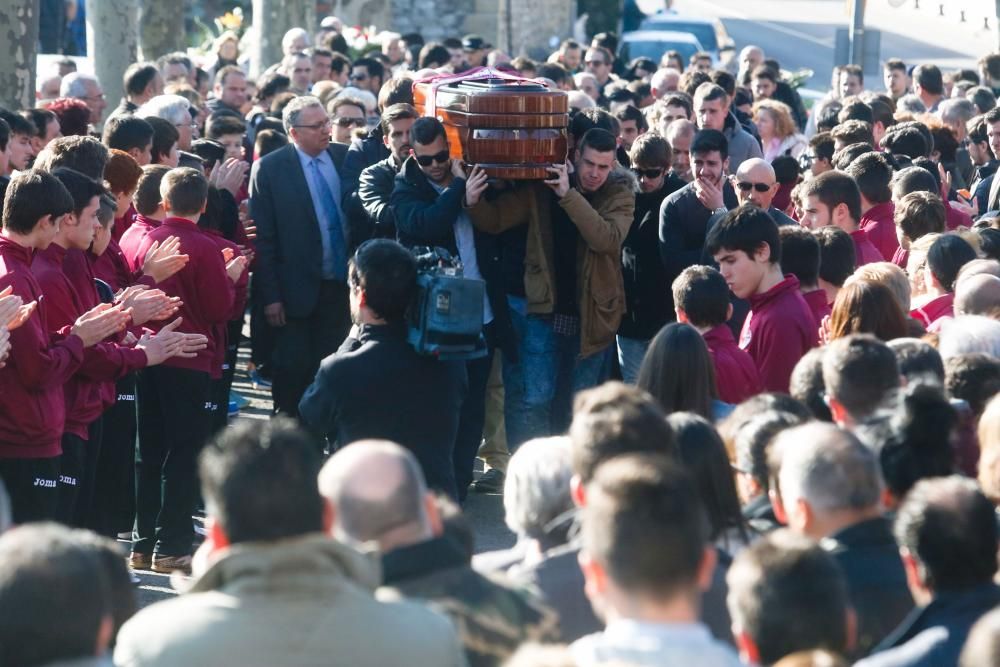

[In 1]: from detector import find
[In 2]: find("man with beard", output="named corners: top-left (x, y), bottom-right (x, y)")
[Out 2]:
top-left (353, 104), bottom-right (418, 242)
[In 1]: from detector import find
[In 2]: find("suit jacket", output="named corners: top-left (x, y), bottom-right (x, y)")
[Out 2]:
top-left (249, 142), bottom-right (349, 318)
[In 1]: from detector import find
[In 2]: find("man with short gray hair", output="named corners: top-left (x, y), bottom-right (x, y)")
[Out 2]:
top-left (60, 72), bottom-right (106, 125)
top-left (772, 422), bottom-right (913, 656)
top-left (136, 94), bottom-right (195, 150)
top-left (474, 436), bottom-right (575, 575)
top-left (249, 95), bottom-right (351, 417)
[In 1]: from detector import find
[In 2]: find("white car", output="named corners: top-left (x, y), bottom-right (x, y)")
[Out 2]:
top-left (618, 30), bottom-right (705, 68)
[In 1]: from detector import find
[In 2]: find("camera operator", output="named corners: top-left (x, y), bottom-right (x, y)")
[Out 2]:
top-left (390, 116), bottom-right (514, 501)
top-left (298, 239), bottom-right (466, 499)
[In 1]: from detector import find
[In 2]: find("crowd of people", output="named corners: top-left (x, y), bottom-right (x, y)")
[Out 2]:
top-left (1, 11), bottom-right (1000, 667)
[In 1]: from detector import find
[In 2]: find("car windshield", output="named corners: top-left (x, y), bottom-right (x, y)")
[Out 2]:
top-left (639, 20), bottom-right (718, 51)
top-left (620, 39), bottom-right (700, 66)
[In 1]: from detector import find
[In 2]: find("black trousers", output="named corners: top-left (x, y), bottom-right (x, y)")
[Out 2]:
top-left (89, 374), bottom-right (137, 537)
top-left (0, 456), bottom-right (60, 524)
top-left (209, 319), bottom-right (243, 436)
top-left (271, 281), bottom-right (351, 418)
top-left (249, 274), bottom-right (276, 375)
top-left (56, 419), bottom-right (103, 527)
top-left (134, 365), bottom-right (211, 556)
top-left (453, 324), bottom-right (497, 501)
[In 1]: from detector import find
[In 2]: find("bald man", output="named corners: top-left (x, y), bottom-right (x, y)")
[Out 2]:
top-left (319, 440), bottom-right (558, 665)
top-left (956, 274), bottom-right (1000, 317)
top-left (728, 158), bottom-right (797, 226)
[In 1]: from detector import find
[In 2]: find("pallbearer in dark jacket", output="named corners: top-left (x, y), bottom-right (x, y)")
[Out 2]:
top-left (249, 96), bottom-right (352, 418)
top-left (389, 116), bottom-right (514, 501)
top-left (299, 240), bottom-right (465, 499)
top-left (617, 133), bottom-right (685, 383)
top-left (355, 103), bottom-right (419, 243)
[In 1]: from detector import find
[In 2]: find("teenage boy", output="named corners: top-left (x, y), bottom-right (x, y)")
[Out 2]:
top-left (130, 167), bottom-right (246, 574)
top-left (779, 225), bottom-right (830, 328)
top-left (813, 226), bottom-right (857, 307)
top-left (32, 168), bottom-right (188, 526)
top-left (801, 171), bottom-right (881, 267)
top-left (844, 152), bottom-right (898, 261)
top-left (706, 204), bottom-right (818, 393)
top-left (119, 165), bottom-right (171, 271)
top-left (0, 170), bottom-right (131, 523)
top-left (672, 264), bottom-right (762, 405)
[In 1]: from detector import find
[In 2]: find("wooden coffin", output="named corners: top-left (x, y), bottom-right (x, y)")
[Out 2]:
top-left (414, 78), bottom-right (569, 179)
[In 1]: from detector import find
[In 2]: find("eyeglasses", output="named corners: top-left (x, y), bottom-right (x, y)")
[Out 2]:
top-left (334, 117), bottom-right (368, 128)
top-left (415, 150), bottom-right (450, 166)
top-left (293, 119), bottom-right (332, 131)
top-left (736, 181), bottom-right (773, 192)
top-left (585, 60), bottom-right (605, 67)
top-left (632, 167), bottom-right (664, 179)
top-left (350, 73), bottom-right (369, 81)
top-left (174, 122), bottom-right (197, 130)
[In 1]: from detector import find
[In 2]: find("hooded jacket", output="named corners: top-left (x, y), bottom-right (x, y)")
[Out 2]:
top-left (469, 165), bottom-right (636, 357)
top-left (114, 534), bottom-right (467, 667)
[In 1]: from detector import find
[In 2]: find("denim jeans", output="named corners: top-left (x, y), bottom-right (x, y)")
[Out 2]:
top-left (551, 328), bottom-right (607, 433)
top-left (616, 335), bottom-right (651, 385)
top-left (501, 296), bottom-right (555, 450)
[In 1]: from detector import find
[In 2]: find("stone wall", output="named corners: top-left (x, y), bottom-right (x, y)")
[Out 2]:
top-left (500, 0), bottom-right (574, 60)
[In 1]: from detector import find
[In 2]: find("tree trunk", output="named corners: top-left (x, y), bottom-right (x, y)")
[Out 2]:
top-left (250, 0), bottom-right (314, 78)
top-left (138, 0), bottom-right (184, 61)
top-left (87, 0), bottom-right (137, 124)
top-left (0, 0), bottom-right (40, 111)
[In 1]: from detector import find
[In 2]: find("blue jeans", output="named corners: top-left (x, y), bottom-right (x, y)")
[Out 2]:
top-left (616, 335), bottom-right (650, 385)
top-left (502, 296), bottom-right (555, 450)
top-left (551, 328), bottom-right (606, 433)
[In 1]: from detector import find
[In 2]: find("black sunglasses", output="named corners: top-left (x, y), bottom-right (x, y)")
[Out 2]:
top-left (334, 117), bottom-right (368, 128)
top-left (736, 181), bottom-right (772, 192)
top-left (632, 167), bottom-right (664, 179)
top-left (415, 150), bottom-right (450, 167)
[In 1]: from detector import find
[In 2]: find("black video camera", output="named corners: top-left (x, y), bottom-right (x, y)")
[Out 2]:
top-left (407, 247), bottom-right (488, 361)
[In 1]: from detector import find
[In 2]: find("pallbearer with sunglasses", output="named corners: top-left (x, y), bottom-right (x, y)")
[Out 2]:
top-left (617, 134), bottom-right (687, 383)
top-left (389, 117), bottom-right (514, 502)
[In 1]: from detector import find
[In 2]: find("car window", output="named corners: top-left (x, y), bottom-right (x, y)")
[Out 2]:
top-left (620, 39), bottom-right (700, 65)
top-left (638, 20), bottom-right (718, 51)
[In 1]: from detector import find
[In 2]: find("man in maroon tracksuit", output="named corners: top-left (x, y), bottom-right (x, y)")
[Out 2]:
top-left (130, 167), bottom-right (245, 574)
top-left (779, 226), bottom-right (831, 330)
top-left (707, 204), bottom-right (818, 393)
top-left (0, 170), bottom-right (131, 523)
top-left (33, 168), bottom-right (192, 526)
top-left (672, 264), bottom-right (761, 405)
top-left (845, 152), bottom-right (899, 262)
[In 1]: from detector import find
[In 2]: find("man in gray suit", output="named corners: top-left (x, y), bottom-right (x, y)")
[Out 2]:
top-left (249, 96), bottom-right (352, 418)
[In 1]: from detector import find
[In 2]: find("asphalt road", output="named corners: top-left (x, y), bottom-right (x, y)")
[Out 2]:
top-left (672, 0), bottom-right (993, 89)
top-left (132, 344), bottom-right (515, 609)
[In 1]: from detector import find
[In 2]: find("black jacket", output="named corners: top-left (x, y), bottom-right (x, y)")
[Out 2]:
top-left (822, 517), bottom-right (914, 658)
top-left (658, 181), bottom-right (739, 318)
top-left (342, 128), bottom-right (392, 249)
top-left (357, 155), bottom-right (401, 241)
top-left (391, 157), bottom-right (516, 360)
top-left (298, 323), bottom-right (466, 498)
top-left (619, 175), bottom-right (687, 340)
top-left (860, 584), bottom-right (1000, 667)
